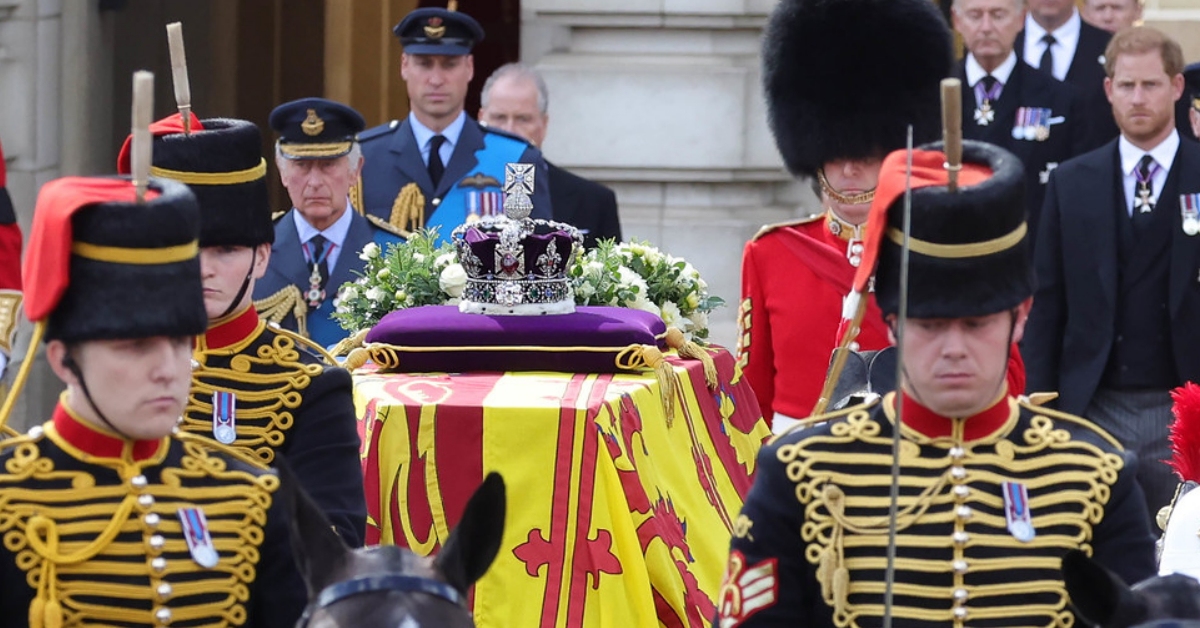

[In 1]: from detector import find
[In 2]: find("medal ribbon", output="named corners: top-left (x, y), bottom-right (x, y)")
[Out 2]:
top-left (1135, 157), bottom-right (1162, 191)
top-left (973, 76), bottom-right (1003, 107)
top-left (1005, 481), bottom-right (1027, 522)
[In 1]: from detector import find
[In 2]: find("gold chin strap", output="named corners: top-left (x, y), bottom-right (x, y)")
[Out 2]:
top-left (817, 168), bottom-right (876, 206)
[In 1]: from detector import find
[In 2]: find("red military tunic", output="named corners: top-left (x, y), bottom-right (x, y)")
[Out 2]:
top-left (736, 213), bottom-right (890, 424)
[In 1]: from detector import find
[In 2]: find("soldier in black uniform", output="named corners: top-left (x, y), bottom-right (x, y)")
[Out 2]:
top-left (116, 114), bottom-right (367, 546)
top-left (714, 134), bottom-right (1157, 624)
top-left (0, 175), bottom-right (306, 627)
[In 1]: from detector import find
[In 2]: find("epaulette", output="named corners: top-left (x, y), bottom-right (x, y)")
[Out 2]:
top-left (751, 214), bottom-right (823, 241)
top-left (176, 430), bottom-right (272, 471)
top-left (364, 213), bottom-right (409, 239)
top-left (1017, 396), bottom-right (1124, 450)
top-left (479, 123), bottom-right (536, 149)
top-left (0, 423), bottom-right (46, 451)
top-left (357, 120), bottom-right (399, 144)
top-left (270, 209), bottom-right (289, 223)
top-left (272, 324), bottom-right (339, 366)
top-left (767, 394), bottom-right (881, 446)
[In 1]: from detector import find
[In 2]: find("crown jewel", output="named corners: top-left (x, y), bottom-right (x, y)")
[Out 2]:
top-left (452, 163), bottom-right (582, 315)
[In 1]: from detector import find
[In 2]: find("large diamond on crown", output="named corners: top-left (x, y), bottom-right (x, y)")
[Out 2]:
top-left (451, 163), bottom-right (583, 315)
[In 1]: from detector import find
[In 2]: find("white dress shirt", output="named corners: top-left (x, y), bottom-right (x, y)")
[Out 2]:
top-left (293, 201), bottom-right (355, 272)
top-left (408, 111), bottom-right (467, 169)
top-left (965, 51), bottom-right (1018, 89)
top-left (1023, 10), bottom-right (1082, 82)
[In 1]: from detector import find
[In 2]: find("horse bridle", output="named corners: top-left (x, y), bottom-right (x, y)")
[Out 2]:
top-left (296, 574), bottom-right (466, 626)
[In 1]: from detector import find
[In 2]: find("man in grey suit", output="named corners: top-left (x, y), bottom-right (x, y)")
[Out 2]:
top-left (479, 63), bottom-right (623, 249)
top-left (1026, 27), bottom-right (1200, 525)
top-left (357, 5), bottom-right (551, 242)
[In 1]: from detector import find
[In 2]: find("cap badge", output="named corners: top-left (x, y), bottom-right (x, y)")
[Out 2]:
top-left (425, 17), bottom-right (445, 39)
top-left (302, 109), bottom-right (325, 137)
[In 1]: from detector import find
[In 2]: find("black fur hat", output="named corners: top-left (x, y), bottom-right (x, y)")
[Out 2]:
top-left (118, 115), bottom-right (273, 248)
top-left (27, 177), bottom-right (208, 343)
top-left (873, 140), bottom-right (1032, 319)
top-left (762, 0), bottom-right (954, 177)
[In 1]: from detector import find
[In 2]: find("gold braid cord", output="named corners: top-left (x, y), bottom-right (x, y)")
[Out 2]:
top-left (254, 285), bottom-right (309, 339)
top-left (775, 395), bottom-right (1123, 628)
top-left (389, 182), bottom-right (426, 237)
top-left (188, 325), bottom-right (322, 464)
top-left (0, 290), bottom-right (22, 354)
top-left (0, 429), bottom-right (276, 627)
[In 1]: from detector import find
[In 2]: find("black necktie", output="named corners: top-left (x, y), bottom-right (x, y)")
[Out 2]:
top-left (428, 135), bottom-right (446, 187)
top-left (1039, 34), bottom-right (1056, 74)
top-left (981, 75), bottom-right (998, 92)
top-left (309, 234), bottom-right (330, 286)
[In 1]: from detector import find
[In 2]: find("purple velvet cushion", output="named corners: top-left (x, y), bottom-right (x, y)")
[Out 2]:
top-left (364, 306), bottom-right (667, 373)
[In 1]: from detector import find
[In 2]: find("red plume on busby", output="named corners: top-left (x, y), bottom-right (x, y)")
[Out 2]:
top-left (1169, 382), bottom-right (1200, 482)
top-left (762, 0), bottom-right (954, 177)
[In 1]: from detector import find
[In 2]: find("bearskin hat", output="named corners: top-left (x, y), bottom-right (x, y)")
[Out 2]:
top-left (762, 0), bottom-right (954, 177)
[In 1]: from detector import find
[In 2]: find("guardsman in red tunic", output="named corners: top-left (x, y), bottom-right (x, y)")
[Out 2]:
top-left (737, 0), bottom-right (954, 431)
top-left (0, 142), bottom-right (22, 389)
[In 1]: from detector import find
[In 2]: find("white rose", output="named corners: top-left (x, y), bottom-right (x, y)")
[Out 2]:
top-left (444, 297), bottom-right (461, 306)
top-left (660, 301), bottom-right (682, 329)
top-left (376, 268), bottom-right (391, 281)
top-left (413, 252), bottom-right (426, 263)
top-left (439, 263), bottom-right (468, 298)
top-left (627, 294), bottom-right (661, 317)
top-left (339, 285), bottom-right (359, 300)
top-left (688, 310), bottom-right (708, 332)
top-left (435, 252), bottom-right (456, 268)
top-left (577, 282), bottom-right (596, 301)
top-left (365, 287), bottom-right (385, 303)
top-left (359, 242), bottom-right (380, 261)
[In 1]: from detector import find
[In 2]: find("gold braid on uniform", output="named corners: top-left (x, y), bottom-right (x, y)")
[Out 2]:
top-left (817, 168), bottom-right (875, 206)
top-left (0, 428), bottom-right (277, 628)
top-left (776, 395), bottom-right (1123, 628)
top-left (253, 285), bottom-right (309, 338)
top-left (389, 182), bottom-right (426, 237)
top-left (0, 290), bottom-right (22, 355)
top-left (190, 328), bottom-right (322, 464)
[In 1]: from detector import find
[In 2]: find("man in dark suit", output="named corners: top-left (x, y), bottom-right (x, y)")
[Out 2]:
top-left (478, 63), bottom-right (622, 248)
top-left (256, 98), bottom-right (402, 349)
top-left (1176, 62), bottom-right (1200, 141)
top-left (953, 0), bottom-right (1090, 239)
top-left (1017, 0), bottom-right (1116, 149)
top-left (357, 5), bottom-right (550, 243)
top-left (1026, 26), bottom-right (1200, 524)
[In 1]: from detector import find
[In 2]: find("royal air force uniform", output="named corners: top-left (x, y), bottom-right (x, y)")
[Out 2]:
top-left (116, 113), bottom-right (368, 546)
top-left (716, 106), bottom-right (1158, 624)
top-left (737, 0), bottom-right (950, 427)
top-left (0, 177), bottom-right (306, 627)
top-left (254, 99), bottom-right (403, 349)
top-left (356, 7), bottom-right (551, 242)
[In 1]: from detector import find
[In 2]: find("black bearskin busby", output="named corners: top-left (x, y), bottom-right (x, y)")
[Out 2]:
top-left (25, 177), bottom-right (207, 343)
top-left (118, 115), bottom-right (273, 248)
top-left (762, 0), bottom-right (954, 177)
top-left (873, 140), bottom-right (1032, 319)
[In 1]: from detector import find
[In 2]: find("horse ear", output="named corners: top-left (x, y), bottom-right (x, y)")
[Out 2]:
top-left (276, 455), bottom-right (352, 597)
top-left (1063, 548), bottom-right (1137, 627)
top-left (436, 472), bottom-right (507, 596)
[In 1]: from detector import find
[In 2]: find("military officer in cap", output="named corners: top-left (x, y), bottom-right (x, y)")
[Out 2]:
top-left (715, 139), bottom-right (1156, 627)
top-left (357, 2), bottom-right (551, 241)
top-left (0, 175), bottom-right (307, 627)
top-left (257, 97), bottom-right (402, 348)
top-left (1177, 61), bottom-right (1200, 140)
top-left (116, 112), bottom-right (368, 546)
top-left (738, 0), bottom-right (952, 431)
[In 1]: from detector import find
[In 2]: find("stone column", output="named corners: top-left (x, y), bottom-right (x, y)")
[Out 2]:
top-left (521, 0), bottom-right (815, 348)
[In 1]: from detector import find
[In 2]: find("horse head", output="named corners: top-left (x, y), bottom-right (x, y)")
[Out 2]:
top-left (1063, 549), bottom-right (1200, 628)
top-left (284, 466), bottom-right (506, 628)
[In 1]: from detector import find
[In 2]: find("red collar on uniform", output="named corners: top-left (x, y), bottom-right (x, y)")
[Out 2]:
top-left (201, 306), bottom-right (260, 350)
top-left (52, 402), bottom-right (164, 462)
top-left (895, 389), bottom-right (1013, 441)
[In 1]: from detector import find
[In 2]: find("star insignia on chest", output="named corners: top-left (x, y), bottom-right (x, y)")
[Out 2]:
top-left (974, 102), bottom-right (994, 126)
top-left (1136, 187), bottom-right (1155, 213)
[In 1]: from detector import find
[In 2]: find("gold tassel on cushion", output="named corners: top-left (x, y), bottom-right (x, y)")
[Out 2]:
top-left (343, 344), bottom-right (403, 373)
top-left (616, 344), bottom-right (678, 426)
top-left (330, 328), bottom-right (369, 358)
top-left (665, 327), bottom-right (718, 389)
